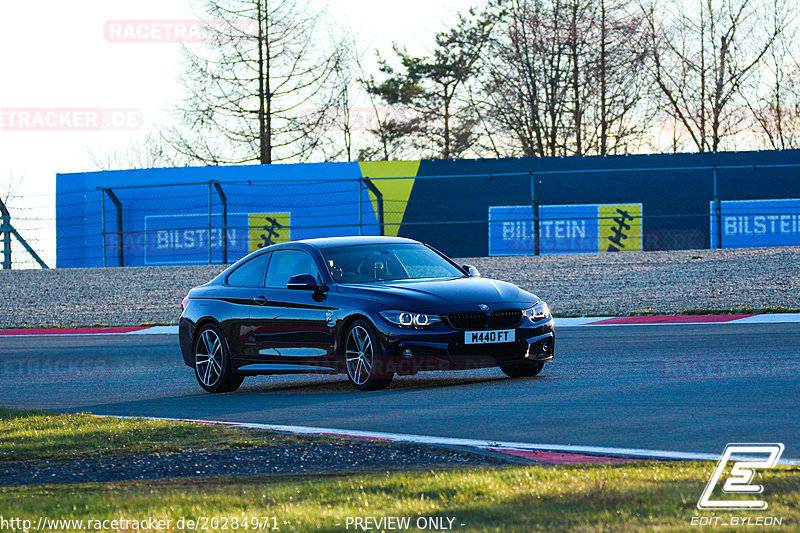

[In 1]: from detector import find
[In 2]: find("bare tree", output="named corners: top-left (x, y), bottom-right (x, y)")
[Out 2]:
top-left (332, 50), bottom-right (355, 162)
top-left (585, 0), bottom-right (655, 154)
top-left (298, 40), bottom-right (362, 163)
top-left (641, 0), bottom-right (781, 152)
top-left (479, 0), bottom-right (573, 157)
top-left (166, 0), bottom-right (345, 164)
top-left (566, 0), bottom-right (594, 155)
top-left (742, 4), bottom-right (800, 149)
top-left (0, 171), bottom-right (22, 207)
top-left (89, 130), bottom-right (193, 171)
top-left (475, 0), bottom-right (651, 157)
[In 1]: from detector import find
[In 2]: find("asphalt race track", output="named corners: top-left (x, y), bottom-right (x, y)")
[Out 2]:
top-left (2, 323), bottom-right (798, 459)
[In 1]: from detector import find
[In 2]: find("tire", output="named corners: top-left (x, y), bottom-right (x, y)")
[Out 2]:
top-left (344, 319), bottom-right (393, 391)
top-left (193, 323), bottom-right (244, 393)
top-left (500, 359), bottom-right (545, 378)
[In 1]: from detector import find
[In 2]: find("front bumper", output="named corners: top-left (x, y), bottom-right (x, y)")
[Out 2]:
top-left (376, 316), bottom-right (555, 375)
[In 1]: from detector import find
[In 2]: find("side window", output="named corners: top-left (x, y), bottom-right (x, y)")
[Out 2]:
top-left (226, 253), bottom-right (270, 287)
top-left (265, 250), bottom-right (319, 288)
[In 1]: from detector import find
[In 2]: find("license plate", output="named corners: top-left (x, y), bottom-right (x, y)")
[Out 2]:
top-left (464, 329), bottom-right (515, 344)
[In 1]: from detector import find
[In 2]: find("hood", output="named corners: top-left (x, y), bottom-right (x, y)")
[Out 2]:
top-left (336, 277), bottom-right (538, 312)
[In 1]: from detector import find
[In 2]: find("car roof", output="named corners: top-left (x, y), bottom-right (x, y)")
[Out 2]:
top-left (295, 236), bottom-right (421, 249)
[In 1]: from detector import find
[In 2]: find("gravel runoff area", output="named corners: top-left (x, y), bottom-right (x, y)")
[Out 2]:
top-left (1, 246), bottom-right (799, 328)
top-left (0, 443), bottom-right (499, 487)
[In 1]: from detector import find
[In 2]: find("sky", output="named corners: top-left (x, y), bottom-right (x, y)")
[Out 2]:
top-left (0, 0), bottom-right (464, 266)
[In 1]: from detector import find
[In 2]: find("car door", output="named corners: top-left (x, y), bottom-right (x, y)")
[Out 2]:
top-left (222, 251), bottom-right (272, 361)
top-left (248, 249), bottom-right (336, 369)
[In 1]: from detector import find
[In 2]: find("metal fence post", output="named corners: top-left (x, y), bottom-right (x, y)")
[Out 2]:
top-left (0, 198), bottom-right (11, 269)
top-left (713, 166), bottom-right (722, 249)
top-left (358, 178), bottom-right (363, 236)
top-left (361, 177), bottom-right (384, 236)
top-left (212, 182), bottom-right (228, 264)
top-left (208, 182), bottom-right (213, 264)
top-left (0, 196), bottom-right (49, 269)
top-left (530, 172), bottom-right (540, 256)
top-left (100, 190), bottom-right (107, 267)
top-left (99, 188), bottom-right (124, 266)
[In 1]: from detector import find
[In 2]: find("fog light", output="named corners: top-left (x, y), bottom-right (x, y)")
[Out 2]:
top-left (541, 341), bottom-right (550, 352)
top-left (402, 349), bottom-right (413, 359)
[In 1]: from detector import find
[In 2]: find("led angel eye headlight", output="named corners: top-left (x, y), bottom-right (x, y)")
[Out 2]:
top-left (523, 301), bottom-right (551, 320)
top-left (380, 311), bottom-right (441, 327)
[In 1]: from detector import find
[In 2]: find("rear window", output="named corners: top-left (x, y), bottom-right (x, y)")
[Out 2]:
top-left (226, 253), bottom-right (270, 287)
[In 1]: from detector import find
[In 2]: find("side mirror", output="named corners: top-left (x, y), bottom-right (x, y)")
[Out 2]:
top-left (462, 264), bottom-right (481, 277)
top-left (287, 274), bottom-right (321, 291)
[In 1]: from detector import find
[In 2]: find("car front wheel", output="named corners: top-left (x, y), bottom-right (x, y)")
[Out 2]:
top-left (193, 324), bottom-right (244, 393)
top-left (344, 320), bottom-right (393, 391)
top-left (500, 359), bottom-right (545, 378)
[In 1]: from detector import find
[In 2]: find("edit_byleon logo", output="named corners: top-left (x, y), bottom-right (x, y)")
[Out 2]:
top-left (697, 443), bottom-right (785, 511)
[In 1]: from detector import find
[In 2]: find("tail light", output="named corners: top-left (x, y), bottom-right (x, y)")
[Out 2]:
top-left (181, 295), bottom-right (190, 312)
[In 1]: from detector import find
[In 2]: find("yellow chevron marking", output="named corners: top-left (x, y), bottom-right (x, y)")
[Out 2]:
top-left (358, 161), bottom-right (421, 237)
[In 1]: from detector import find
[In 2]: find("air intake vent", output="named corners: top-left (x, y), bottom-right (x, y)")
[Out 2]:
top-left (488, 309), bottom-right (523, 329)
top-left (447, 311), bottom-right (487, 330)
top-left (447, 309), bottom-right (522, 330)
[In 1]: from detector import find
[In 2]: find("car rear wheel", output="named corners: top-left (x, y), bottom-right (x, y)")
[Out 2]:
top-left (344, 320), bottom-right (393, 391)
top-left (194, 324), bottom-right (244, 393)
top-left (500, 359), bottom-right (545, 378)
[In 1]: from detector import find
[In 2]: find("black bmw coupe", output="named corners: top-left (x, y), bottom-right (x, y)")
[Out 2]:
top-left (179, 236), bottom-right (555, 391)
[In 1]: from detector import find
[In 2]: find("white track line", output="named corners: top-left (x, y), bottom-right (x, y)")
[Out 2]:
top-left (556, 317), bottom-right (613, 327)
top-left (2, 332), bottom-right (155, 338)
top-left (134, 314), bottom-right (800, 332)
top-left (736, 313), bottom-right (800, 323)
top-left (93, 414), bottom-right (799, 465)
top-left (129, 326), bottom-right (179, 335)
top-left (0, 326), bottom-right (180, 337)
top-left (557, 313), bottom-right (800, 327)
top-left (5, 314), bottom-right (800, 336)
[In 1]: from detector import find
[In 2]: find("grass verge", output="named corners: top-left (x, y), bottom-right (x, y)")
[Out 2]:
top-left (3, 409), bottom-right (798, 531)
top-left (1, 463), bottom-right (798, 532)
top-left (0, 408), bottom-right (339, 462)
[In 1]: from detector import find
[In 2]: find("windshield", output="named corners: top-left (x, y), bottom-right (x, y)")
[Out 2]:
top-left (321, 243), bottom-right (464, 283)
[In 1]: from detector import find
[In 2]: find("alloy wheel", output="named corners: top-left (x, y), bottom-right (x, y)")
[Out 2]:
top-left (195, 328), bottom-right (223, 387)
top-left (345, 325), bottom-right (374, 386)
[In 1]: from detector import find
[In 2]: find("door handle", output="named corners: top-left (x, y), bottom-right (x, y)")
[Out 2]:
top-left (253, 295), bottom-right (269, 305)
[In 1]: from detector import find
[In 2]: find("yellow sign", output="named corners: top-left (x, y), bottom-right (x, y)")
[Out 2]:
top-left (358, 161), bottom-right (421, 237)
top-left (598, 204), bottom-right (642, 252)
top-left (249, 212), bottom-right (291, 252)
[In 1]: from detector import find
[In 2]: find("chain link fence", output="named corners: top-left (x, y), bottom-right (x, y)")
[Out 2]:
top-left (5, 158), bottom-right (800, 268)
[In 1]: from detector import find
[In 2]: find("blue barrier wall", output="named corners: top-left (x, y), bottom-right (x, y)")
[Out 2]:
top-left (399, 150), bottom-right (800, 257)
top-left (56, 163), bottom-right (377, 268)
top-left (56, 150), bottom-right (800, 267)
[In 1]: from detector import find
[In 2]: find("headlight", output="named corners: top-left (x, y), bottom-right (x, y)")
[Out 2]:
top-left (379, 310), bottom-right (441, 327)
top-left (523, 301), bottom-right (550, 320)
